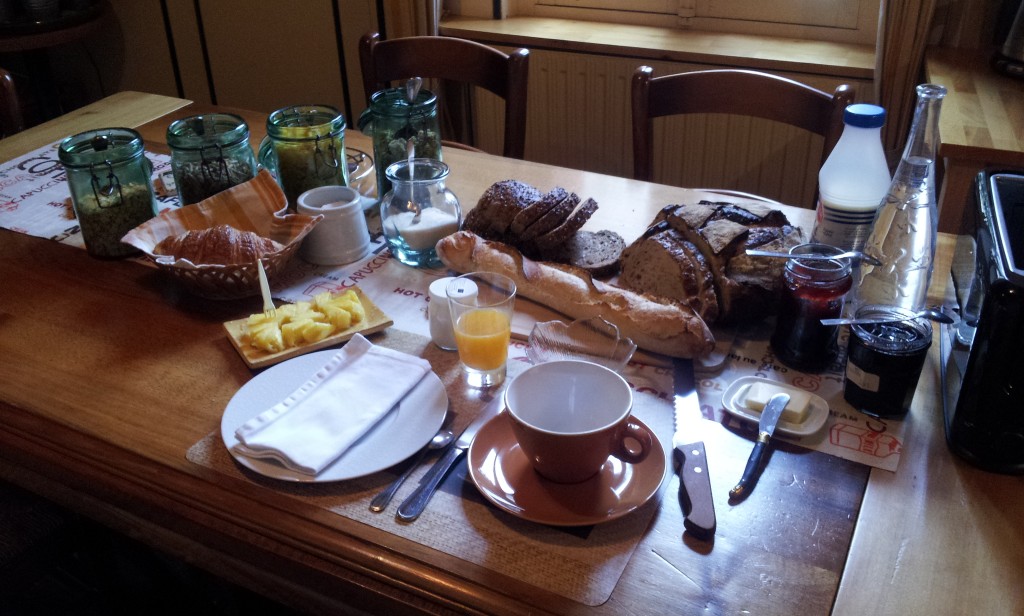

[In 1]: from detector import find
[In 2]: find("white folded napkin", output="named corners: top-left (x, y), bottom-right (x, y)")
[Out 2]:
top-left (232, 334), bottom-right (431, 476)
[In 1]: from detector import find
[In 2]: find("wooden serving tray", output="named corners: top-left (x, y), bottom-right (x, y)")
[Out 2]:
top-left (223, 287), bottom-right (394, 369)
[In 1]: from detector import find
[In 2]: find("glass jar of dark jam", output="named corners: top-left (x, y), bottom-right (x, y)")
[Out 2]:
top-left (844, 305), bottom-right (932, 419)
top-left (770, 243), bottom-right (853, 372)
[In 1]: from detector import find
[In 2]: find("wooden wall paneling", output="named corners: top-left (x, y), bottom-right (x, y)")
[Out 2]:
top-left (65, 0), bottom-right (179, 103)
top-left (163, 0), bottom-right (212, 104)
top-left (336, 0), bottom-right (380, 119)
top-left (194, 0), bottom-right (346, 114)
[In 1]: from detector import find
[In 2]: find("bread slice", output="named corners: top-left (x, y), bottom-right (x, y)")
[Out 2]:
top-left (519, 192), bottom-right (578, 242)
top-left (543, 229), bottom-right (625, 278)
top-left (618, 228), bottom-right (719, 322)
top-left (509, 187), bottom-right (567, 237)
top-left (533, 197), bottom-right (598, 254)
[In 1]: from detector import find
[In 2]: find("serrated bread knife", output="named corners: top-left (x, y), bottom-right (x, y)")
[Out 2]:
top-left (728, 392), bottom-right (790, 501)
top-left (672, 359), bottom-right (716, 540)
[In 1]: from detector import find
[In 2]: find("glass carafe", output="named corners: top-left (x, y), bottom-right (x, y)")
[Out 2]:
top-left (855, 84), bottom-right (947, 311)
top-left (258, 105), bottom-right (348, 211)
top-left (59, 128), bottom-right (158, 259)
top-left (380, 158), bottom-right (461, 268)
top-left (358, 88), bottom-right (443, 200)
top-left (167, 113), bottom-right (256, 204)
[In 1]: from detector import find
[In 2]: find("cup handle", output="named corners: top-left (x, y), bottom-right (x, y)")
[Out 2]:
top-left (611, 420), bottom-right (653, 465)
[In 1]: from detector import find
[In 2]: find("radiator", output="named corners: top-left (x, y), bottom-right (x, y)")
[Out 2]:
top-left (472, 48), bottom-right (860, 210)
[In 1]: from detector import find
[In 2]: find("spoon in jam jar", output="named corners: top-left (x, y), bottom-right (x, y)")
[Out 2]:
top-left (820, 307), bottom-right (955, 327)
top-left (746, 248), bottom-right (882, 267)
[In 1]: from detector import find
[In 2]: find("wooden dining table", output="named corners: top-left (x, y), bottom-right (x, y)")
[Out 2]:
top-left (1, 92), bottom-right (1022, 616)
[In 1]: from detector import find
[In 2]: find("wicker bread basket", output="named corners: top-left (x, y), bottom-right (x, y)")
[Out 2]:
top-left (122, 170), bottom-right (322, 299)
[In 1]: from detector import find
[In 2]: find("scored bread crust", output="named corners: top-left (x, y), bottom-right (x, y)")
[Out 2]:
top-left (436, 231), bottom-right (715, 359)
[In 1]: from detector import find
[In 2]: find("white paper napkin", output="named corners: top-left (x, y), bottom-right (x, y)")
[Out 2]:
top-left (232, 334), bottom-right (432, 476)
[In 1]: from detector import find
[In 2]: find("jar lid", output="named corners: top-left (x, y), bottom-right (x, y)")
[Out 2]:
top-left (367, 88), bottom-right (439, 118)
top-left (58, 128), bottom-right (145, 168)
top-left (167, 113), bottom-right (250, 150)
top-left (266, 105), bottom-right (346, 140)
top-left (844, 104), bottom-right (886, 129)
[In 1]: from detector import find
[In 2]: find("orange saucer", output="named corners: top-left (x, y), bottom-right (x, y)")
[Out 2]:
top-left (467, 414), bottom-right (667, 526)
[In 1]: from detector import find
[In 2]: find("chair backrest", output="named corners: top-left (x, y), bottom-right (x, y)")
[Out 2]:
top-left (359, 32), bottom-right (530, 159)
top-left (0, 68), bottom-right (24, 138)
top-left (631, 66), bottom-right (854, 203)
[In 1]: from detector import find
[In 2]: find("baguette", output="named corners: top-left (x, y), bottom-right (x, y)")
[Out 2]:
top-left (436, 231), bottom-right (715, 358)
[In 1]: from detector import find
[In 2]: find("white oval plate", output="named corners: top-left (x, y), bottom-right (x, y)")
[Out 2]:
top-left (721, 376), bottom-right (829, 437)
top-left (221, 349), bottom-right (447, 482)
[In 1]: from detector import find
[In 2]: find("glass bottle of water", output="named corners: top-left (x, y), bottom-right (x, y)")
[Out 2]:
top-left (854, 84), bottom-right (947, 311)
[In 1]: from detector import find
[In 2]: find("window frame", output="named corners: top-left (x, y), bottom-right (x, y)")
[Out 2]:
top-left (507, 0), bottom-right (881, 45)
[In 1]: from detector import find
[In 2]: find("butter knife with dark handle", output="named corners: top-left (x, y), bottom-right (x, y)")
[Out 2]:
top-left (396, 394), bottom-right (505, 522)
top-left (729, 392), bottom-right (790, 501)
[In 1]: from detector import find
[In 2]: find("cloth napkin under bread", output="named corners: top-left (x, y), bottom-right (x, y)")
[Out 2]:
top-left (232, 334), bottom-right (431, 476)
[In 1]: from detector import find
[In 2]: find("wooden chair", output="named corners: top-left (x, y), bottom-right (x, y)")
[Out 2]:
top-left (0, 67), bottom-right (25, 138)
top-left (631, 66), bottom-right (854, 204)
top-left (359, 32), bottom-right (530, 159)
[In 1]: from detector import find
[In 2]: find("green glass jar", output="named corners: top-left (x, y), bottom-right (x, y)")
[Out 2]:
top-left (358, 88), bottom-right (442, 200)
top-left (167, 113), bottom-right (256, 204)
top-left (258, 104), bottom-right (348, 211)
top-left (58, 128), bottom-right (158, 259)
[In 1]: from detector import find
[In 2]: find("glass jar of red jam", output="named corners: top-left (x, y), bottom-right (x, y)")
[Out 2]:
top-left (770, 243), bottom-right (853, 372)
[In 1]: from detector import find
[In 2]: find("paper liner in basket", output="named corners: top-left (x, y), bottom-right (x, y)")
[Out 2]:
top-left (121, 170), bottom-right (322, 299)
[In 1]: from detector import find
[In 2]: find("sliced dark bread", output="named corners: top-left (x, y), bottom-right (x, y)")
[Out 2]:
top-left (519, 192), bottom-right (578, 242)
top-left (509, 187), bottom-right (567, 237)
top-left (533, 197), bottom-right (598, 254)
top-left (545, 229), bottom-right (625, 278)
top-left (463, 179), bottom-right (540, 240)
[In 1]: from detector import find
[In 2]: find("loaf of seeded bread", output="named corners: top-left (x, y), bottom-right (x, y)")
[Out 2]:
top-left (620, 200), bottom-right (804, 324)
top-left (436, 231), bottom-right (715, 358)
top-left (462, 179), bottom-right (541, 241)
top-left (464, 179), bottom-right (625, 277)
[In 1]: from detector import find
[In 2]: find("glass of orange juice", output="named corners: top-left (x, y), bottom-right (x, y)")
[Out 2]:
top-left (447, 272), bottom-right (516, 388)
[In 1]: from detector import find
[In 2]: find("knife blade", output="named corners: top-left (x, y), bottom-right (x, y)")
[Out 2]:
top-left (672, 358), bottom-right (716, 540)
top-left (396, 392), bottom-right (505, 522)
top-left (728, 392), bottom-right (790, 501)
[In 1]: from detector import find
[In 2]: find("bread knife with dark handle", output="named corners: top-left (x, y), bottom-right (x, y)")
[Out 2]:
top-left (673, 359), bottom-right (716, 539)
top-left (728, 392), bottom-right (790, 501)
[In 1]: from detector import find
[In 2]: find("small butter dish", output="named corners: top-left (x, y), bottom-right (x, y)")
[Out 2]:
top-left (721, 376), bottom-right (829, 437)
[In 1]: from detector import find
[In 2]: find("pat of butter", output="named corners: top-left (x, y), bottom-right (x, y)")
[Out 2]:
top-left (743, 382), bottom-right (811, 424)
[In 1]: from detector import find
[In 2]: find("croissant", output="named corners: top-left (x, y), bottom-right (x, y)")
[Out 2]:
top-left (154, 224), bottom-right (284, 265)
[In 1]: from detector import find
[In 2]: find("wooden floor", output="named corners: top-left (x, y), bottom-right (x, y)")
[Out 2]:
top-left (0, 481), bottom-right (300, 616)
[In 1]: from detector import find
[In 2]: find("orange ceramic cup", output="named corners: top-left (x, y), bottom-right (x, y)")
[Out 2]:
top-left (504, 360), bottom-right (654, 483)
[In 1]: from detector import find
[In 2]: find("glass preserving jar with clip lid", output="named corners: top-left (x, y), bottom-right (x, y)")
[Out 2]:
top-left (167, 113), bottom-right (256, 205)
top-left (257, 104), bottom-right (349, 211)
top-left (58, 127), bottom-right (158, 259)
top-left (358, 85), bottom-right (443, 201)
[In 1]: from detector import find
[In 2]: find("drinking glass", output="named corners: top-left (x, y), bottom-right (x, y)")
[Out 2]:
top-left (448, 272), bottom-right (516, 388)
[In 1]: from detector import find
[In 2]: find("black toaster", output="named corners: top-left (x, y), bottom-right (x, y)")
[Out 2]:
top-left (942, 171), bottom-right (1024, 474)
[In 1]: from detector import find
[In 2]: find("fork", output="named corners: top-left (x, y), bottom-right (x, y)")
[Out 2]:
top-left (256, 259), bottom-right (276, 317)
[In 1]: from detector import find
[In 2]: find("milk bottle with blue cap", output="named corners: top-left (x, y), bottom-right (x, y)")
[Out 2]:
top-left (811, 104), bottom-right (891, 252)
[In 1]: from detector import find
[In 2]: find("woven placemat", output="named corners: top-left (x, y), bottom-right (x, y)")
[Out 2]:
top-left (187, 329), bottom-right (673, 606)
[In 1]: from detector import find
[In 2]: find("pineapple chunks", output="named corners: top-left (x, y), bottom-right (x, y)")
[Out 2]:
top-left (244, 290), bottom-right (365, 352)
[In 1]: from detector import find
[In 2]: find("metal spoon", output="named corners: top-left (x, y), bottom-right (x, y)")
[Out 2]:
top-left (820, 307), bottom-right (955, 327)
top-left (369, 428), bottom-right (454, 512)
top-left (745, 248), bottom-right (882, 267)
